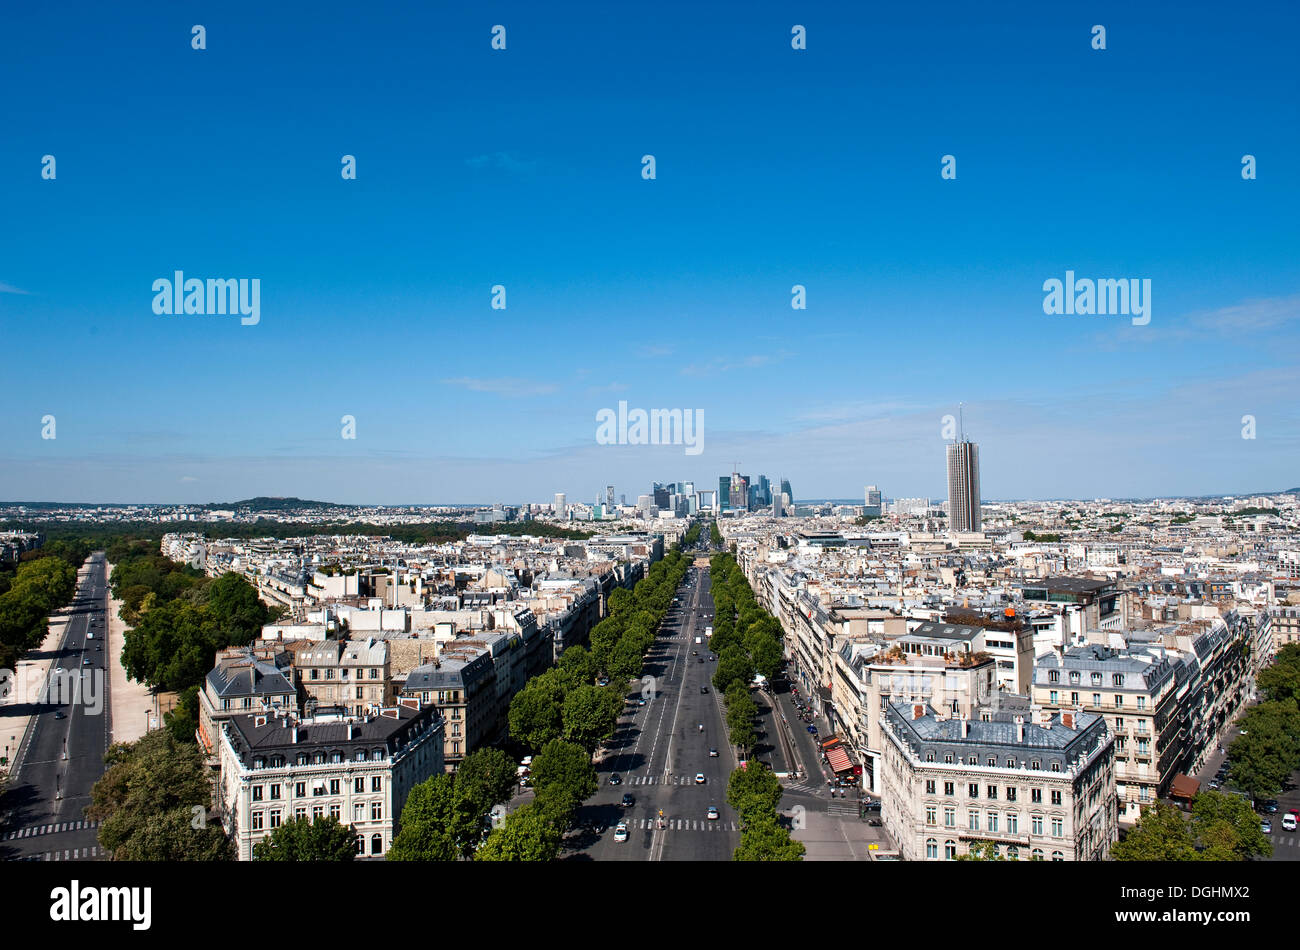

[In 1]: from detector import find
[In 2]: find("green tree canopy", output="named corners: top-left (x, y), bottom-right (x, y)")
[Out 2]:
top-left (253, 815), bottom-right (358, 861)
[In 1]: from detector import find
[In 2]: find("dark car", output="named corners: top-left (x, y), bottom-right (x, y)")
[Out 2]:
top-left (700, 686), bottom-right (708, 694)
top-left (609, 773), bottom-right (622, 786)
top-left (621, 793), bottom-right (635, 807)
top-left (807, 725), bottom-right (818, 734)
top-left (1260, 800), bottom-right (1279, 813)
top-left (54, 710), bottom-right (67, 719)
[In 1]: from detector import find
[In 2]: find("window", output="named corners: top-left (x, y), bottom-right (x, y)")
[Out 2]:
top-left (355, 777), bottom-right (365, 793)
top-left (356, 836), bottom-right (365, 854)
top-left (1050, 790), bottom-right (1062, 806)
top-left (356, 686), bottom-right (364, 699)
top-left (926, 838), bottom-right (938, 859)
top-left (944, 782), bottom-right (954, 796)
top-left (1112, 674), bottom-right (1123, 687)
top-left (987, 785), bottom-right (997, 800)
top-left (1050, 690), bottom-right (1058, 704)
top-left (295, 806), bottom-right (306, 820)
top-left (926, 806), bottom-right (937, 825)
top-left (1048, 670), bottom-right (1059, 683)
top-left (1116, 717), bottom-right (1124, 730)
top-left (968, 810), bottom-right (980, 831)
top-left (252, 785), bottom-right (263, 802)
top-left (354, 803), bottom-right (365, 822)
top-left (1051, 818), bottom-right (1063, 837)
top-left (371, 777), bottom-right (382, 792)
top-left (968, 756), bottom-right (978, 766)
top-left (311, 669), bottom-right (320, 680)
top-left (1051, 850), bottom-right (1064, 861)
top-left (987, 811), bottom-right (999, 832)
top-left (251, 811), bottom-right (263, 830)
top-left (1136, 696), bottom-right (1145, 710)
top-left (1031, 815), bottom-right (1044, 835)
top-left (370, 833), bottom-right (383, 855)
top-left (312, 806), bottom-right (323, 820)
top-left (330, 804), bottom-right (341, 820)
top-left (1007, 845), bottom-right (1019, 860)
top-left (1006, 813), bottom-right (1018, 834)
top-left (1137, 739), bottom-right (1149, 755)
top-left (1006, 758), bottom-right (1015, 768)
top-left (326, 669), bottom-right (334, 680)
top-left (943, 753), bottom-right (953, 764)
top-left (1006, 787), bottom-right (1017, 803)
top-left (987, 757), bottom-right (996, 768)
top-left (269, 810), bottom-right (282, 829)
top-left (1070, 692), bottom-right (1079, 705)
top-left (330, 779), bottom-right (340, 795)
top-left (944, 840), bottom-right (957, 860)
top-left (1069, 671), bottom-right (1080, 684)
top-left (370, 668), bottom-right (378, 679)
top-left (371, 802), bottom-right (382, 820)
top-left (330, 751), bottom-right (343, 764)
top-left (1116, 695), bottom-right (1125, 708)
top-left (1091, 672), bottom-right (1102, 685)
top-left (925, 780), bottom-right (936, 795)
top-left (925, 752), bottom-right (935, 762)
top-left (1031, 848), bottom-right (1044, 861)
top-left (1031, 788), bottom-right (1042, 803)
top-left (1050, 762), bottom-right (1061, 773)
top-left (269, 784), bottom-right (281, 801)
top-left (1031, 760), bottom-right (1041, 771)
top-left (1092, 693), bottom-right (1101, 707)
top-left (944, 807), bottom-right (956, 827)
top-left (968, 783), bottom-right (979, 799)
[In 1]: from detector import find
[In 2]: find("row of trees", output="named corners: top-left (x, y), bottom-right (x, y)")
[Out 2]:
top-left (1227, 643), bottom-right (1300, 801)
top-left (1111, 790), bottom-right (1272, 861)
top-left (709, 522), bottom-right (723, 548)
top-left (707, 552), bottom-right (784, 700)
top-left (0, 549), bottom-right (80, 670)
top-left (727, 763), bottom-right (804, 860)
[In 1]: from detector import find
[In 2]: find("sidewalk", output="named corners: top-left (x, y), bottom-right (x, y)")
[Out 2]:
top-left (1, 601), bottom-right (76, 780)
top-left (104, 562), bottom-right (165, 744)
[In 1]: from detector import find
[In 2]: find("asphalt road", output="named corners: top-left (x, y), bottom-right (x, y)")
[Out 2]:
top-left (565, 546), bottom-right (742, 860)
top-left (1, 553), bottom-right (111, 861)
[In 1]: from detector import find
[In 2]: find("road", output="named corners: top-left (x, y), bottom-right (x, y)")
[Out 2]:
top-left (565, 543), bottom-right (742, 860)
top-left (0, 553), bottom-right (111, 861)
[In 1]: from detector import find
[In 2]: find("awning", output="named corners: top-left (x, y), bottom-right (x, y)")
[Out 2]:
top-left (826, 744), bottom-right (853, 774)
top-left (1169, 773), bottom-right (1199, 800)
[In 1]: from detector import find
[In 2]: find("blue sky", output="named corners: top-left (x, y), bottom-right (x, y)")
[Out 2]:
top-left (2, 0), bottom-right (1298, 504)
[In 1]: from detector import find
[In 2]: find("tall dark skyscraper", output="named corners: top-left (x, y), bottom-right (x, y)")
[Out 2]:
top-left (946, 439), bottom-right (981, 532)
top-left (718, 476), bottom-right (730, 510)
top-left (780, 479), bottom-right (793, 504)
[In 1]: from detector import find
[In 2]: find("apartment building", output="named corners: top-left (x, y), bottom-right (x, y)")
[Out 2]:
top-left (198, 645), bottom-right (299, 762)
top-left (295, 638), bottom-right (392, 717)
top-left (879, 701), bottom-right (1116, 861)
top-left (900, 619), bottom-right (1035, 694)
top-left (217, 704), bottom-right (444, 860)
top-left (400, 648), bottom-right (496, 768)
top-left (1020, 576), bottom-right (1124, 632)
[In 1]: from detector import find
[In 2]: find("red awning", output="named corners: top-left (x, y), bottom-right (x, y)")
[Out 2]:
top-left (1169, 773), bottom-right (1199, 800)
top-left (826, 745), bottom-right (853, 774)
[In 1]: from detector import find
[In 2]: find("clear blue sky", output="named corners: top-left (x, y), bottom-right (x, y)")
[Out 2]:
top-left (2, 0), bottom-right (1298, 504)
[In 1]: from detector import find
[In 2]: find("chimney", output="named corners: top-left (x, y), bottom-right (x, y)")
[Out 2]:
top-left (1015, 715), bottom-right (1025, 742)
top-left (1062, 711), bottom-right (1074, 730)
top-left (291, 725), bottom-right (299, 744)
top-left (960, 714), bottom-right (970, 738)
top-left (912, 703), bottom-right (924, 720)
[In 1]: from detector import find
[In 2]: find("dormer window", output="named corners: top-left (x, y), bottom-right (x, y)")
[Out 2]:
top-left (1068, 671), bottom-right (1080, 684)
top-left (1048, 670), bottom-right (1059, 684)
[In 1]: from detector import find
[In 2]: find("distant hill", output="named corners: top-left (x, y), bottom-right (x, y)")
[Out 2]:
top-left (203, 497), bottom-right (345, 511)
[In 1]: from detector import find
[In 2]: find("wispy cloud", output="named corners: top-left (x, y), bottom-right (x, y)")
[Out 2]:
top-left (0, 281), bottom-right (32, 295)
top-left (441, 377), bottom-right (558, 397)
top-left (638, 344), bottom-right (674, 358)
top-left (1188, 294), bottom-right (1300, 334)
top-left (465, 152), bottom-right (537, 175)
top-left (680, 353), bottom-right (780, 377)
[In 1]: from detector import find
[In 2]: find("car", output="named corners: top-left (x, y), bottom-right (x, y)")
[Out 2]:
top-left (609, 773), bottom-right (622, 786)
top-left (692, 650), bottom-right (698, 656)
top-left (1261, 819), bottom-right (1273, 834)
top-left (709, 655), bottom-right (716, 662)
top-left (82, 658), bottom-right (93, 665)
top-left (95, 644), bottom-right (102, 651)
top-left (1209, 780), bottom-right (1221, 790)
top-left (637, 698), bottom-right (646, 706)
top-left (698, 657), bottom-right (704, 663)
top-left (694, 773), bottom-right (706, 784)
top-left (613, 822), bottom-right (629, 842)
top-left (706, 806), bottom-right (719, 821)
top-left (1283, 813), bottom-right (1298, 832)
top-left (1261, 800), bottom-right (1279, 813)
top-left (519, 776), bottom-right (531, 788)
top-left (709, 748), bottom-right (718, 757)
top-left (807, 725), bottom-right (818, 734)
top-left (621, 793), bottom-right (635, 807)
top-left (521, 756), bottom-right (533, 767)
top-left (53, 710), bottom-right (66, 719)
top-left (700, 686), bottom-right (708, 694)
top-left (54, 667), bottom-right (65, 676)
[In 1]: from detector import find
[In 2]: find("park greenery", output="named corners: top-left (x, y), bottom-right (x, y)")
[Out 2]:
top-left (388, 746), bottom-right (518, 860)
top-left (1225, 643), bottom-right (1300, 801)
top-left (0, 542), bottom-right (87, 670)
top-left (1111, 791), bottom-right (1271, 861)
top-left (86, 729), bottom-right (233, 860)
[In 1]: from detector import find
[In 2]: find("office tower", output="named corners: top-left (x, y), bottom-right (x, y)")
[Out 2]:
top-left (554, 492), bottom-right (567, 518)
top-left (780, 479), bottom-right (793, 504)
top-left (730, 472), bottom-right (749, 512)
top-left (946, 440), bottom-right (981, 532)
top-left (863, 485), bottom-right (882, 517)
top-left (757, 475), bottom-right (771, 507)
top-left (773, 491), bottom-right (784, 518)
top-left (606, 485), bottom-right (615, 508)
top-left (718, 476), bottom-right (730, 510)
top-left (894, 497), bottom-right (930, 516)
top-left (683, 481), bottom-right (694, 497)
top-left (653, 486), bottom-right (670, 509)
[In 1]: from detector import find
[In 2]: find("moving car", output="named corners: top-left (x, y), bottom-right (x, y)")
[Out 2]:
top-left (700, 686), bottom-right (708, 694)
top-left (1282, 812), bottom-right (1298, 832)
top-left (54, 710), bottom-right (66, 719)
top-left (609, 773), bottom-right (622, 786)
top-left (707, 806), bottom-right (719, 821)
top-left (708, 748), bottom-right (718, 757)
top-left (637, 698), bottom-right (646, 706)
top-left (694, 773), bottom-right (706, 784)
top-left (621, 793), bottom-right (635, 807)
top-left (614, 822), bottom-right (629, 842)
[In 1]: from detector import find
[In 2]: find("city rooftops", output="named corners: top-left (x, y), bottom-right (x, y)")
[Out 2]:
top-left (1021, 576), bottom-right (1114, 594)
top-left (222, 703), bottom-right (440, 768)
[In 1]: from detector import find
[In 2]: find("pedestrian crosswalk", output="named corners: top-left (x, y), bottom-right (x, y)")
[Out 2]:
top-left (1271, 835), bottom-right (1298, 849)
top-left (627, 775), bottom-right (706, 786)
top-left (3, 819), bottom-right (99, 840)
top-left (629, 818), bottom-right (737, 832)
top-left (19, 846), bottom-right (101, 861)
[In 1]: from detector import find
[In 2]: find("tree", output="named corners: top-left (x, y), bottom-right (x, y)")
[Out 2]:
top-left (1111, 802), bottom-right (1197, 861)
top-left (558, 644), bottom-right (599, 685)
top-left (727, 763), bottom-right (783, 824)
top-left (204, 571), bottom-right (275, 640)
top-left (164, 685), bottom-right (201, 744)
top-left (454, 746), bottom-right (517, 816)
top-left (387, 822), bottom-right (459, 861)
top-left (475, 804), bottom-right (561, 861)
top-left (509, 678), bottom-right (566, 751)
top-left (734, 814), bottom-right (805, 861)
top-left (253, 815), bottom-right (357, 861)
top-left (1190, 790), bottom-right (1272, 860)
top-left (390, 773), bottom-right (484, 858)
top-left (530, 738), bottom-right (596, 824)
top-left (562, 684), bottom-right (622, 752)
top-left (956, 840), bottom-right (1007, 861)
top-left (87, 729), bottom-right (233, 860)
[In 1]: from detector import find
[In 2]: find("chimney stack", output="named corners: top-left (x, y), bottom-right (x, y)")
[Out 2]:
top-left (1015, 715), bottom-right (1025, 742)
top-left (292, 725), bottom-right (299, 744)
top-left (1062, 711), bottom-right (1074, 730)
top-left (912, 704), bottom-right (924, 720)
top-left (960, 714), bottom-right (970, 738)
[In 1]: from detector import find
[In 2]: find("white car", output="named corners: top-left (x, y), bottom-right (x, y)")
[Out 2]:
top-left (707, 806), bottom-right (719, 821)
top-left (614, 821), bottom-right (629, 842)
top-left (694, 773), bottom-right (706, 785)
top-left (1283, 813), bottom-right (1298, 832)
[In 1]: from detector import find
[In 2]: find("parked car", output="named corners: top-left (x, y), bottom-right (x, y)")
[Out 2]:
top-left (1282, 812), bottom-right (1298, 832)
top-left (1261, 819), bottom-right (1272, 834)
